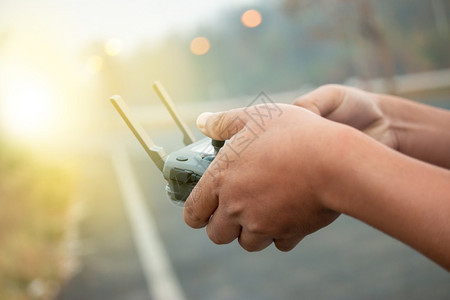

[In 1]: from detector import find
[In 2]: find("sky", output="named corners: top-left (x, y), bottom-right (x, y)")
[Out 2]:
top-left (0, 0), bottom-right (261, 146)
top-left (0, 0), bottom-right (260, 53)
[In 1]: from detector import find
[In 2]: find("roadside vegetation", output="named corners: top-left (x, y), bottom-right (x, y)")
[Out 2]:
top-left (0, 142), bottom-right (77, 300)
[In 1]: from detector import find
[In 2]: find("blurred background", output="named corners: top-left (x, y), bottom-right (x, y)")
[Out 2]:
top-left (0, 0), bottom-right (449, 299)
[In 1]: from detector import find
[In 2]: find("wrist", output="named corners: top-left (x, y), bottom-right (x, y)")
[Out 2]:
top-left (314, 122), bottom-right (393, 216)
top-left (313, 123), bottom-right (361, 214)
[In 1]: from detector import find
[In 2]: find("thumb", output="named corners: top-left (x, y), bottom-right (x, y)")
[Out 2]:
top-left (293, 84), bottom-right (346, 117)
top-left (196, 108), bottom-right (251, 140)
top-left (292, 95), bottom-right (321, 115)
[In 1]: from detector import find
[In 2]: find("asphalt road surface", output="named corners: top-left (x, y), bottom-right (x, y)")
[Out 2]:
top-left (58, 93), bottom-right (450, 300)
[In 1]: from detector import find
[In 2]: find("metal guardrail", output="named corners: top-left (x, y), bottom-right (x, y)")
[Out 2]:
top-left (111, 68), bottom-right (450, 129)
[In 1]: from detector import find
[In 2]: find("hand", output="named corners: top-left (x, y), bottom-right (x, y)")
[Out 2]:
top-left (183, 103), bottom-right (450, 269)
top-left (183, 103), bottom-right (343, 252)
top-left (293, 85), bottom-right (398, 149)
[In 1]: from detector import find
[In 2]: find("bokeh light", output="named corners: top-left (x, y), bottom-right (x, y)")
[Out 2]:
top-left (105, 38), bottom-right (124, 56)
top-left (190, 37), bottom-right (210, 55)
top-left (241, 9), bottom-right (262, 28)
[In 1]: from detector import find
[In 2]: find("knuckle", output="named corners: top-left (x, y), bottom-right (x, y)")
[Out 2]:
top-left (207, 228), bottom-right (228, 245)
top-left (223, 202), bottom-right (243, 218)
top-left (275, 243), bottom-right (294, 252)
top-left (246, 221), bottom-right (267, 235)
top-left (274, 236), bottom-right (303, 252)
top-left (238, 239), bottom-right (260, 252)
top-left (274, 239), bottom-right (296, 252)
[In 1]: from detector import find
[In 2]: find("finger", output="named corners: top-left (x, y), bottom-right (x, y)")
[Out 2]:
top-left (206, 206), bottom-right (241, 245)
top-left (293, 84), bottom-right (347, 117)
top-left (185, 106), bottom-right (259, 228)
top-left (184, 178), bottom-right (218, 228)
top-left (238, 229), bottom-right (273, 252)
top-left (196, 107), bottom-right (252, 140)
top-left (273, 236), bottom-right (304, 252)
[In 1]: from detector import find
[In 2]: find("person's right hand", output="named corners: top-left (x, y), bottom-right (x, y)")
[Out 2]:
top-left (293, 85), bottom-right (398, 149)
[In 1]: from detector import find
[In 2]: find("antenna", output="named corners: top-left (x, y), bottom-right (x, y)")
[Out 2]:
top-left (152, 81), bottom-right (196, 146)
top-left (110, 95), bottom-right (167, 171)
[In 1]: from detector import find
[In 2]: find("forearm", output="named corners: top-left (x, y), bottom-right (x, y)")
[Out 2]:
top-left (376, 94), bottom-right (450, 169)
top-left (324, 127), bottom-right (450, 270)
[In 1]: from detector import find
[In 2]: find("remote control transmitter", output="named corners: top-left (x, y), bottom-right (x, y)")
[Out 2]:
top-left (110, 81), bottom-right (224, 205)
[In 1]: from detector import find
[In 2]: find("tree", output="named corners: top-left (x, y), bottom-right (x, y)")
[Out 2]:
top-left (282, 0), bottom-right (396, 92)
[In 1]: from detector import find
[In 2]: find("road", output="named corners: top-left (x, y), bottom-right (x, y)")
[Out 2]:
top-left (58, 92), bottom-right (450, 300)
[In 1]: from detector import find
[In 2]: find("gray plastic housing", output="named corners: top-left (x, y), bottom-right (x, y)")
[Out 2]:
top-left (163, 138), bottom-right (214, 204)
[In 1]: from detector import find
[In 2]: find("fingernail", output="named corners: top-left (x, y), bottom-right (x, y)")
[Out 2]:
top-left (196, 112), bottom-right (213, 130)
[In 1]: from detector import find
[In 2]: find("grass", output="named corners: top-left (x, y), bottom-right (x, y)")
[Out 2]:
top-left (0, 142), bottom-right (77, 300)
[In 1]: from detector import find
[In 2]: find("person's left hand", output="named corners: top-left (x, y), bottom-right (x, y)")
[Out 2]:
top-left (184, 103), bottom-right (345, 251)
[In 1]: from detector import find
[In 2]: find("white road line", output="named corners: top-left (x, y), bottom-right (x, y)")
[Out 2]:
top-left (111, 145), bottom-right (187, 300)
